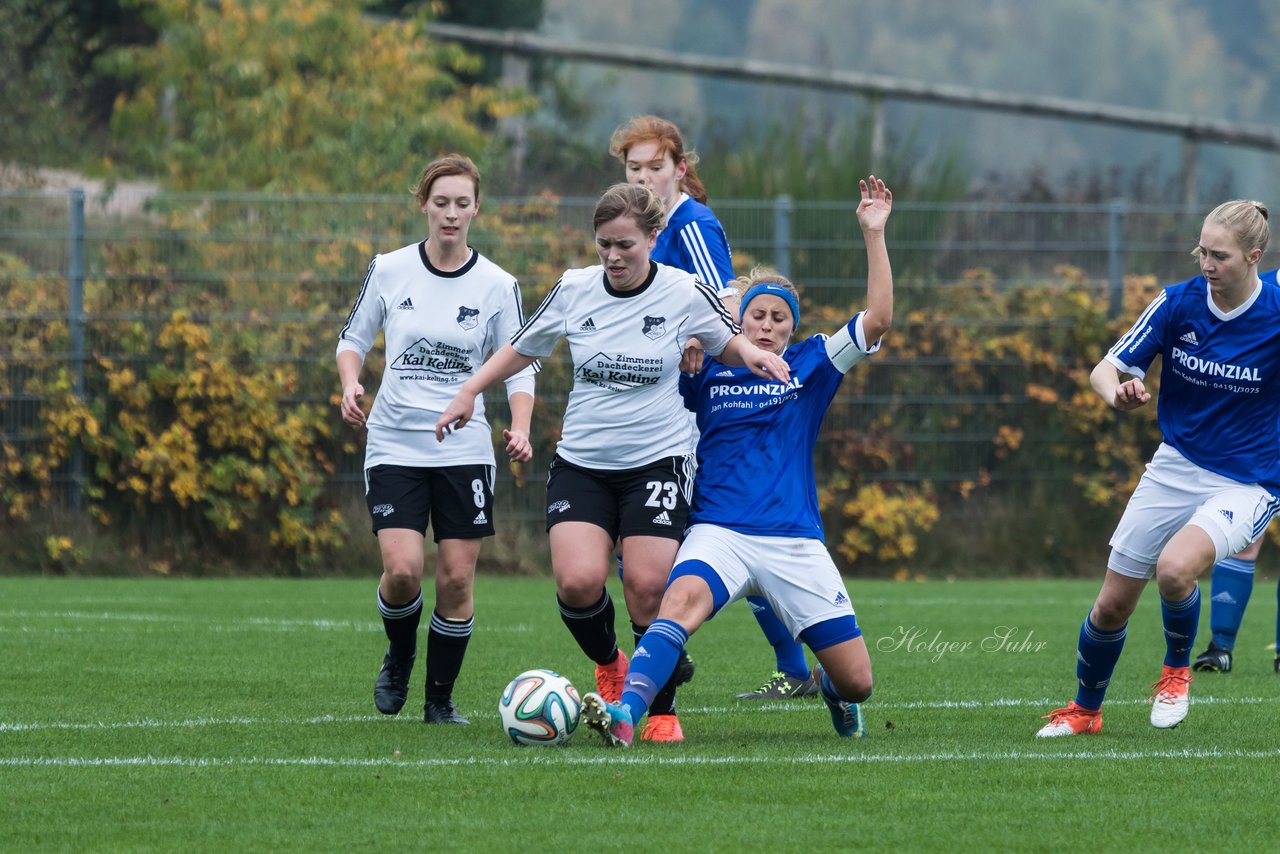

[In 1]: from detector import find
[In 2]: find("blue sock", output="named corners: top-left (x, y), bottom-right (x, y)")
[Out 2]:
top-left (818, 668), bottom-right (870, 704)
top-left (747, 596), bottom-right (808, 679)
top-left (1208, 556), bottom-right (1255, 650)
top-left (619, 619), bottom-right (687, 722)
top-left (1074, 615), bottom-right (1126, 711)
top-left (1161, 587), bottom-right (1200, 668)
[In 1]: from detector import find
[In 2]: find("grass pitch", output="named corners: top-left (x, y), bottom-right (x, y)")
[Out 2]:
top-left (2, 575), bottom-right (1278, 851)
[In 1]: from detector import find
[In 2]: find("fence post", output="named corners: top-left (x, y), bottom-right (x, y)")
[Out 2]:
top-left (68, 188), bottom-right (86, 510)
top-left (1107, 197), bottom-right (1126, 319)
top-left (773, 194), bottom-right (793, 279)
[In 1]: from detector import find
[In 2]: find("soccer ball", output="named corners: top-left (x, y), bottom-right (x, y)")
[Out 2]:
top-left (498, 669), bottom-right (582, 746)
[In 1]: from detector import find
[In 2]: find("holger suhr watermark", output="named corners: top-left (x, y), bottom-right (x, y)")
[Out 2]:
top-left (875, 625), bottom-right (1048, 663)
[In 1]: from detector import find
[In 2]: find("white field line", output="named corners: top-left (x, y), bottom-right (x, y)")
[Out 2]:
top-left (4, 746), bottom-right (1280, 769)
top-left (0, 610), bottom-right (535, 634)
top-left (3, 694), bottom-right (1276, 734)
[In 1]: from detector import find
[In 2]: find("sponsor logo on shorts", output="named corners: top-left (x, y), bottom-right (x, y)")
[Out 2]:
top-left (652, 510), bottom-right (672, 526)
top-left (548, 500), bottom-right (571, 513)
top-left (457, 305), bottom-right (480, 330)
top-left (834, 591), bottom-right (849, 607)
top-left (372, 503), bottom-right (395, 517)
top-left (473, 510), bottom-right (487, 525)
top-left (1219, 509), bottom-right (1234, 523)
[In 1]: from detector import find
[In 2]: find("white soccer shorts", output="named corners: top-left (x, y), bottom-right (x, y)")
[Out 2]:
top-left (1108, 443), bottom-right (1279, 579)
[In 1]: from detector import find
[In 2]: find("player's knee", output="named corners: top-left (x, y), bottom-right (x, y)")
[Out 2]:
top-left (831, 670), bottom-right (873, 703)
top-left (555, 573), bottom-right (604, 608)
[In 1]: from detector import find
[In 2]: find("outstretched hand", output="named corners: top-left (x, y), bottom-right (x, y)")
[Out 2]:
top-left (745, 347), bottom-right (791, 384)
top-left (856, 175), bottom-right (892, 233)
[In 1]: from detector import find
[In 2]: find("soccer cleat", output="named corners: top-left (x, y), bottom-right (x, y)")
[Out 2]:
top-left (736, 670), bottom-right (819, 700)
top-left (1035, 702), bottom-right (1103, 738)
top-left (594, 649), bottom-right (630, 705)
top-left (373, 650), bottom-right (415, 715)
top-left (581, 691), bottom-right (634, 747)
top-left (1275, 656), bottom-right (1280, 674)
top-left (674, 649), bottom-right (696, 686)
top-left (422, 697), bottom-right (470, 725)
top-left (813, 664), bottom-right (866, 738)
top-left (1148, 664), bottom-right (1193, 729)
top-left (1192, 641), bottom-right (1232, 673)
top-left (640, 714), bottom-right (684, 743)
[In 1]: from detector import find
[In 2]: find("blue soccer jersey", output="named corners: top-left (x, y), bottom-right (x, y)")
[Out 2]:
top-left (653, 194), bottom-right (734, 292)
top-left (1106, 272), bottom-right (1280, 498)
top-left (680, 320), bottom-right (875, 540)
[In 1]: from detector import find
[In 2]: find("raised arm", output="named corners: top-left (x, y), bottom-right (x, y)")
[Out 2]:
top-left (856, 175), bottom-right (893, 343)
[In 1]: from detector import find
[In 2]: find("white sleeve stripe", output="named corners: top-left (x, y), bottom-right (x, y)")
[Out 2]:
top-left (1110, 290), bottom-right (1166, 356)
top-left (338, 257), bottom-right (378, 341)
top-left (679, 223), bottom-right (724, 289)
top-left (512, 279), bottom-right (564, 347)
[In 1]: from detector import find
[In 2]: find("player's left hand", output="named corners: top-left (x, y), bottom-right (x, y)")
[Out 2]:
top-left (856, 175), bottom-right (892, 233)
top-left (680, 338), bottom-right (706, 373)
top-left (435, 390), bottom-right (476, 441)
top-left (503, 428), bottom-right (532, 462)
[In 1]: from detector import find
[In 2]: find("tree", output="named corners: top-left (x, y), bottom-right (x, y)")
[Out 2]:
top-left (100, 0), bottom-right (534, 192)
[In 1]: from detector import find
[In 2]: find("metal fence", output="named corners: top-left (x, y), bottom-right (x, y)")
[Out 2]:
top-left (0, 188), bottom-right (1208, 520)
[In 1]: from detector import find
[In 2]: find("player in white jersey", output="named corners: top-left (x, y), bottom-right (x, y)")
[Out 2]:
top-left (578, 176), bottom-right (895, 746)
top-left (337, 155), bottom-right (535, 725)
top-left (435, 182), bottom-right (790, 742)
top-left (612, 114), bottom-right (818, 704)
top-left (1038, 201), bottom-right (1280, 738)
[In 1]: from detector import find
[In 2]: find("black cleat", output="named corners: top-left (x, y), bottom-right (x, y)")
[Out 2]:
top-left (423, 697), bottom-right (470, 725)
top-left (374, 650), bottom-right (415, 714)
top-left (1274, 656), bottom-right (1279, 674)
top-left (674, 649), bottom-right (696, 686)
top-left (1192, 641), bottom-right (1232, 673)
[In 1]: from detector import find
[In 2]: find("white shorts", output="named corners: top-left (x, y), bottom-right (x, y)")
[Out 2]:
top-left (1108, 443), bottom-right (1279, 579)
top-left (672, 524), bottom-right (855, 638)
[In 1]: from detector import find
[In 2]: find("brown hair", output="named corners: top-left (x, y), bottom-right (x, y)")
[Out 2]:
top-left (609, 115), bottom-right (709, 205)
top-left (592, 182), bottom-right (666, 235)
top-left (412, 154), bottom-right (480, 207)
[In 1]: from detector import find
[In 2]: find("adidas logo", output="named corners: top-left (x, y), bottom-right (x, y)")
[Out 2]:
top-left (715, 369), bottom-right (734, 377)
top-left (398, 298), bottom-right (414, 310)
top-left (1164, 630), bottom-right (1188, 640)
top-left (473, 511), bottom-right (487, 524)
top-left (652, 510), bottom-right (672, 526)
top-left (834, 591), bottom-right (849, 606)
top-left (1218, 509), bottom-right (1234, 523)
top-left (1179, 330), bottom-right (1198, 345)
top-left (748, 600), bottom-right (767, 614)
top-left (579, 317), bottom-right (597, 332)
top-left (633, 646), bottom-right (651, 659)
top-left (1211, 591), bottom-right (1237, 604)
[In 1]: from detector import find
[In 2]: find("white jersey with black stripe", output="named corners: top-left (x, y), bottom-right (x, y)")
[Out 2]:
top-left (513, 261), bottom-right (740, 470)
top-left (337, 243), bottom-right (535, 469)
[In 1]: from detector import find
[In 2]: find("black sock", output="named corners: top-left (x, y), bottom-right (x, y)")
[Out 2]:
top-left (424, 610), bottom-right (473, 700)
top-left (377, 588), bottom-right (422, 659)
top-left (558, 589), bottom-right (618, 665)
top-left (634, 622), bottom-right (680, 716)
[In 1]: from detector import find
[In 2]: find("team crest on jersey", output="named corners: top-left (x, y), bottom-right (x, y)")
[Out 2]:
top-left (390, 337), bottom-right (471, 378)
top-left (642, 315), bottom-right (666, 340)
top-left (456, 305), bottom-right (480, 330)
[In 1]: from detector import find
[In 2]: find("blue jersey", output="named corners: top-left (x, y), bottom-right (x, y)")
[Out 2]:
top-left (653, 194), bottom-right (734, 291)
top-left (1106, 271), bottom-right (1280, 499)
top-left (679, 334), bottom-right (846, 540)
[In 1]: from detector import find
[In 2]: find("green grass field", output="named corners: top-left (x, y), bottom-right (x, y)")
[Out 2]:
top-left (3, 575), bottom-right (1279, 851)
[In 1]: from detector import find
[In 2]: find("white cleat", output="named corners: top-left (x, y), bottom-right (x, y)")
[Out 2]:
top-left (1149, 665), bottom-right (1192, 729)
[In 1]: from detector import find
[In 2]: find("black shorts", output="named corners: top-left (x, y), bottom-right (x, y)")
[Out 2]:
top-left (365, 464), bottom-right (495, 541)
top-left (544, 454), bottom-right (694, 541)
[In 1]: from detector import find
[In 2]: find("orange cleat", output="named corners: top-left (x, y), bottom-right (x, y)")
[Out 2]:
top-left (640, 713), bottom-right (684, 743)
top-left (594, 649), bottom-right (629, 705)
top-left (1035, 701), bottom-right (1103, 738)
top-left (1149, 664), bottom-right (1192, 729)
